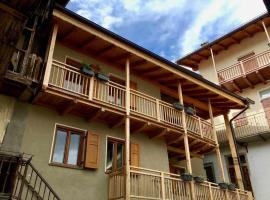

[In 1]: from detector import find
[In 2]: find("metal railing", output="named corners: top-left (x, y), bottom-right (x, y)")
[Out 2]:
top-left (216, 111), bottom-right (270, 143)
top-left (48, 60), bottom-right (215, 142)
top-left (217, 49), bottom-right (270, 83)
top-left (0, 152), bottom-right (60, 200)
top-left (108, 166), bottom-right (252, 200)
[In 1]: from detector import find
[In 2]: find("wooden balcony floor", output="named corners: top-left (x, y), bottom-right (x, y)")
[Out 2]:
top-left (33, 86), bottom-right (216, 159)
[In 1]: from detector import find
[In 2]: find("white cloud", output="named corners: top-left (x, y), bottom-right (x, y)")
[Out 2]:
top-left (180, 0), bottom-right (266, 56)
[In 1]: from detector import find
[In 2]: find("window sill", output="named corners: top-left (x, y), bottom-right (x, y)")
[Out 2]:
top-left (49, 162), bottom-right (83, 170)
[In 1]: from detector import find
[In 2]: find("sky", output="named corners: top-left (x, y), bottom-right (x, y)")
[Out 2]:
top-left (67, 0), bottom-right (267, 62)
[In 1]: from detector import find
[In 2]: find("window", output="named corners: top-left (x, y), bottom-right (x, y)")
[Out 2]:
top-left (51, 125), bottom-right (85, 167)
top-left (204, 162), bottom-right (216, 183)
top-left (260, 88), bottom-right (270, 100)
top-left (226, 155), bottom-right (253, 191)
top-left (106, 137), bottom-right (125, 172)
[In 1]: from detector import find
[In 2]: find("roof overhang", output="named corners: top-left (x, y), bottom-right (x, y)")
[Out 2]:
top-left (52, 5), bottom-right (250, 118)
top-left (177, 13), bottom-right (270, 70)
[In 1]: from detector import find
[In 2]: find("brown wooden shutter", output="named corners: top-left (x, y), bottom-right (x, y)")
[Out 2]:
top-left (130, 143), bottom-right (139, 167)
top-left (84, 132), bottom-right (100, 169)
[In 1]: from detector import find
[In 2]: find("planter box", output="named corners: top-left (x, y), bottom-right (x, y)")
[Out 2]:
top-left (81, 66), bottom-right (95, 76)
top-left (218, 182), bottom-right (228, 190)
top-left (181, 173), bottom-right (193, 182)
top-left (185, 107), bottom-right (195, 115)
top-left (227, 183), bottom-right (236, 191)
top-left (193, 176), bottom-right (204, 184)
top-left (173, 102), bottom-right (184, 110)
top-left (96, 72), bottom-right (109, 82)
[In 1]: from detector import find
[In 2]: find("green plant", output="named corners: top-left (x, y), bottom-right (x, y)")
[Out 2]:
top-left (193, 175), bottom-right (204, 183)
top-left (181, 173), bottom-right (193, 182)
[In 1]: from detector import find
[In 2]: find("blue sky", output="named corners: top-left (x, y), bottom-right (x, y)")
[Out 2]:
top-left (67, 0), bottom-right (266, 62)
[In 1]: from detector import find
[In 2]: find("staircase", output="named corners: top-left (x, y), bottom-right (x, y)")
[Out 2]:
top-left (0, 152), bottom-right (61, 200)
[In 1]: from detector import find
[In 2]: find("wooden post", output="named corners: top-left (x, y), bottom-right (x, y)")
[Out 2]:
top-left (223, 114), bottom-right (244, 190)
top-left (262, 21), bottom-right (270, 44)
top-left (156, 99), bottom-right (161, 122)
top-left (161, 172), bottom-right (166, 200)
top-left (125, 58), bottom-right (131, 200)
top-left (240, 61), bottom-right (245, 75)
top-left (178, 82), bottom-right (196, 200)
top-left (210, 48), bottom-right (220, 84)
top-left (208, 100), bottom-right (226, 182)
top-left (208, 182), bottom-right (214, 200)
top-left (43, 23), bottom-right (59, 87)
top-left (88, 77), bottom-right (94, 100)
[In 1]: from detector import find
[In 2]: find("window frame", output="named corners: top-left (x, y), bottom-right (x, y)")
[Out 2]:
top-left (50, 124), bottom-right (87, 169)
top-left (105, 136), bottom-right (125, 173)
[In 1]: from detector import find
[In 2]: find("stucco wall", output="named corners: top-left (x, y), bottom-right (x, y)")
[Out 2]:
top-left (18, 103), bottom-right (170, 200)
top-left (53, 42), bottom-right (161, 100)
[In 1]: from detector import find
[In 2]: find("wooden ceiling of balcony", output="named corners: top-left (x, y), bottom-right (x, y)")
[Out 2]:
top-left (54, 11), bottom-right (247, 119)
top-left (177, 14), bottom-right (270, 70)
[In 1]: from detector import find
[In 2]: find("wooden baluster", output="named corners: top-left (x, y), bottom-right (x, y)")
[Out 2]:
top-left (161, 172), bottom-right (166, 200)
top-left (88, 77), bottom-right (94, 100)
top-left (209, 182), bottom-right (214, 200)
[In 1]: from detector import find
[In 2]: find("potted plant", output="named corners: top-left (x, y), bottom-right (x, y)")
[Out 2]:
top-left (80, 63), bottom-right (95, 76)
top-left (181, 173), bottom-right (193, 182)
top-left (218, 182), bottom-right (228, 190)
top-left (173, 102), bottom-right (184, 110)
top-left (227, 183), bottom-right (236, 191)
top-left (185, 107), bottom-right (195, 115)
top-left (96, 71), bottom-right (109, 82)
top-left (193, 175), bottom-right (204, 184)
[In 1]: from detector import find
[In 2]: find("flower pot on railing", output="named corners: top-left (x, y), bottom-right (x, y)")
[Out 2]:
top-left (96, 72), bottom-right (109, 82)
top-left (181, 173), bottom-right (193, 182)
top-left (193, 176), bottom-right (204, 184)
top-left (227, 183), bottom-right (236, 191)
top-left (80, 64), bottom-right (95, 76)
top-left (173, 102), bottom-right (184, 111)
top-left (218, 182), bottom-right (228, 190)
top-left (185, 107), bottom-right (195, 115)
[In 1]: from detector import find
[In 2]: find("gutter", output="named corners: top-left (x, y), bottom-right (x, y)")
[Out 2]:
top-left (228, 98), bottom-right (254, 185)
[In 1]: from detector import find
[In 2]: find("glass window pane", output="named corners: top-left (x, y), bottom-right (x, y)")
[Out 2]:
top-left (67, 133), bottom-right (80, 165)
top-left (52, 130), bottom-right (67, 163)
top-left (106, 141), bottom-right (114, 171)
top-left (117, 143), bottom-right (124, 169)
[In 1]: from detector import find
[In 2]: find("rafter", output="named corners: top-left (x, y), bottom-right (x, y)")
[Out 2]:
top-left (59, 99), bottom-right (78, 115)
top-left (110, 117), bottom-right (125, 128)
top-left (109, 53), bottom-right (131, 62)
top-left (81, 36), bottom-right (97, 49)
top-left (256, 71), bottom-right (266, 84)
top-left (88, 107), bottom-right (106, 122)
top-left (60, 27), bottom-right (76, 41)
top-left (95, 44), bottom-right (115, 55)
top-left (167, 146), bottom-right (203, 159)
top-left (138, 67), bottom-right (160, 75)
top-left (150, 128), bottom-right (169, 139)
top-left (242, 29), bottom-right (252, 37)
top-left (243, 76), bottom-right (254, 88)
top-left (231, 81), bottom-right (242, 92)
top-left (132, 122), bottom-right (151, 134)
top-left (254, 23), bottom-right (263, 31)
top-left (168, 134), bottom-right (184, 145)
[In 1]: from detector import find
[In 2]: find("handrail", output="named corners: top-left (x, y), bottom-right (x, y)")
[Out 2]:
top-left (217, 49), bottom-right (270, 83)
top-left (108, 166), bottom-right (252, 200)
top-left (49, 59), bottom-right (215, 142)
top-left (216, 110), bottom-right (270, 142)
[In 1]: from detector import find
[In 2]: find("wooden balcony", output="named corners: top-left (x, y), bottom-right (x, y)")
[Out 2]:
top-left (217, 49), bottom-right (270, 92)
top-left (216, 111), bottom-right (270, 143)
top-left (108, 166), bottom-right (253, 200)
top-left (34, 59), bottom-right (217, 157)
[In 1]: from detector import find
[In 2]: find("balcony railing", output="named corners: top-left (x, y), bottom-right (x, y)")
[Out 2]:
top-left (7, 48), bottom-right (43, 82)
top-left (216, 111), bottom-right (270, 143)
top-left (48, 60), bottom-right (215, 142)
top-left (217, 49), bottom-right (270, 83)
top-left (108, 166), bottom-right (252, 200)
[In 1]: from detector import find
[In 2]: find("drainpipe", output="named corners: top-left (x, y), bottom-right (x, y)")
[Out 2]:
top-left (228, 98), bottom-right (254, 187)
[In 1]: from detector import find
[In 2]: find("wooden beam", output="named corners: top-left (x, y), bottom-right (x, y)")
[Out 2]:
top-left (167, 146), bottom-right (203, 159)
top-left (110, 117), bottom-right (125, 128)
top-left (254, 23), bottom-right (263, 31)
top-left (150, 128), bottom-right (169, 139)
top-left (224, 114), bottom-right (244, 189)
top-left (216, 43), bottom-right (227, 50)
top-left (138, 67), bottom-right (160, 75)
top-left (230, 36), bottom-right (240, 43)
top-left (189, 139), bottom-right (200, 148)
top-left (231, 81), bottom-right (242, 92)
top-left (242, 30), bottom-right (252, 37)
top-left (95, 44), bottom-right (115, 55)
top-left (88, 107), bottom-right (105, 122)
top-left (60, 27), bottom-right (75, 41)
top-left (168, 134), bottom-right (184, 145)
top-left (132, 122), bottom-right (151, 134)
top-left (59, 99), bottom-right (78, 115)
top-left (256, 71), bottom-right (266, 84)
top-left (243, 76), bottom-right (254, 88)
top-left (109, 53), bottom-right (131, 62)
top-left (81, 35), bottom-right (97, 49)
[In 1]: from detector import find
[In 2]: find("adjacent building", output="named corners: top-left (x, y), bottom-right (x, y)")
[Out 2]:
top-left (0, 1), bottom-right (253, 200)
top-left (177, 12), bottom-right (270, 200)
